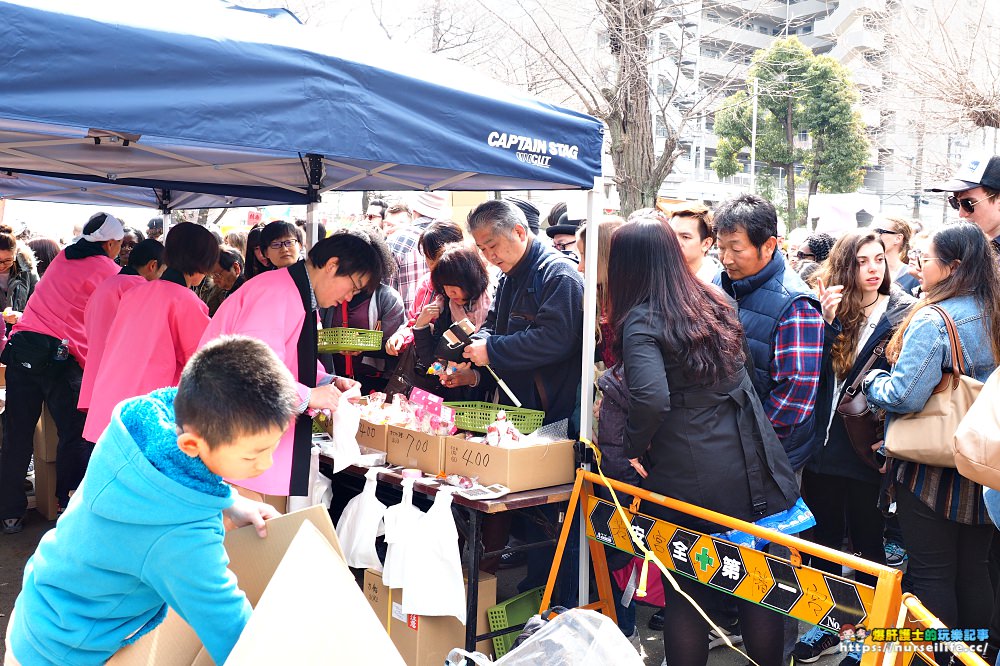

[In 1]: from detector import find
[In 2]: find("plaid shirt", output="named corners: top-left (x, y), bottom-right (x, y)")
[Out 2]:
top-left (765, 298), bottom-right (824, 441)
top-left (386, 217), bottom-right (432, 313)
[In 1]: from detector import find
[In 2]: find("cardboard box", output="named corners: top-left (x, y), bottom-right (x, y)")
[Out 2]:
top-left (363, 568), bottom-right (496, 665)
top-left (31, 460), bottom-right (59, 520)
top-left (444, 438), bottom-right (576, 492)
top-left (357, 418), bottom-right (389, 452)
top-left (386, 425), bottom-right (444, 475)
top-left (109, 506), bottom-right (404, 665)
top-left (33, 404), bottom-right (58, 463)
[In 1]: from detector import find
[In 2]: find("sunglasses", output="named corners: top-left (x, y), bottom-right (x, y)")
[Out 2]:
top-left (796, 251), bottom-right (815, 260)
top-left (873, 228), bottom-right (900, 235)
top-left (554, 239), bottom-right (577, 251)
top-left (948, 194), bottom-right (995, 214)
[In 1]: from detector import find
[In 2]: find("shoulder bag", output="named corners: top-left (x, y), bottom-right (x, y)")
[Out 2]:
top-left (884, 305), bottom-right (983, 468)
top-left (954, 365), bottom-right (1000, 489)
top-left (836, 339), bottom-right (888, 471)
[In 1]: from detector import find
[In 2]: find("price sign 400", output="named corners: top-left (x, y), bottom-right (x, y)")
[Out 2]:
top-left (462, 448), bottom-right (491, 468)
top-left (406, 433), bottom-right (429, 457)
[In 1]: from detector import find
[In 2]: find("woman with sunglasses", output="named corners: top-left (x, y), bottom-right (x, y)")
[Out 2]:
top-left (797, 232), bottom-right (835, 266)
top-left (873, 217), bottom-right (919, 295)
top-left (259, 220), bottom-right (302, 270)
top-left (864, 223), bottom-right (1000, 659)
top-left (792, 231), bottom-right (916, 663)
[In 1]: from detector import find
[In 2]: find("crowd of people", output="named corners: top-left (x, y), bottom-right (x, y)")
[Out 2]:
top-left (3, 152), bottom-right (1000, 665)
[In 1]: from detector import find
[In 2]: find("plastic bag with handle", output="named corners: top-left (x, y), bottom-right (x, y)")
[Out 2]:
top-left (400, 488), bottom-right (466, 623)
top-left (327, 384), bottom-right (363, 473)
top-left (381, 478), bottom-right (424, 588)
top-left (335, 467), bottom-right (388, 571)
top-left (287, 446), bottom-right (332, 513)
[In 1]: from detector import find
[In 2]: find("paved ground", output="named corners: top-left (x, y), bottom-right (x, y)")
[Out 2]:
top-left (0, 508), bottom-right (848, 665)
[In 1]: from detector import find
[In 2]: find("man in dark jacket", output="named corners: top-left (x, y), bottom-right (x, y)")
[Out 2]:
top-left (714, 194), bottom-right (823, 662)
top-left (462, 199), bottom-right (584, 428)
top-left (714, 194), bottom-right (824, 471)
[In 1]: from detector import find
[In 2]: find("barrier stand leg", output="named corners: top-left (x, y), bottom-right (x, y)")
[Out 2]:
top-left (863, 567), bottom-right (904, 666)
top-left (540, 470), bottom-right (618, 621)
top-left (541, 470), bottom-right (584, 613)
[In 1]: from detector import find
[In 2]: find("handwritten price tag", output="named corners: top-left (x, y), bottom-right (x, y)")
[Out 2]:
top-left (405, 432), bottom-right (430, 457)
top-left (461, 447), bottom-right (491, 468)
top-left (358, 421), bottom-right (376, 439)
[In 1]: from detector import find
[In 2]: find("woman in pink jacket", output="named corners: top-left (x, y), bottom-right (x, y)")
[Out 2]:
top-left (78, 239), bottom-right (164, 414)
top-left (200, 229), bottom-right (394, 501)
top-left (0, 212), bottom-right (124, 533)
top-left (83, 224), bottom-right (219, 445)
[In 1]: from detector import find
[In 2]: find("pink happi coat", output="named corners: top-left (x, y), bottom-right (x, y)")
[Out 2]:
top-left (83, 280), bottom-right (210, 443)
top-left (13, 252), bottom-right (120, 366)
top-left (198, 268), bottom-right (327, 496)
top-left (78, 273), bottom-right (146, 411)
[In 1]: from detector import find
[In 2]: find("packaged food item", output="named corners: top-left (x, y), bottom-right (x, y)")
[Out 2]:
top-left (444, 474), bottom-right (475, 489)
top-left (485, 410), bottom-right (521, 448)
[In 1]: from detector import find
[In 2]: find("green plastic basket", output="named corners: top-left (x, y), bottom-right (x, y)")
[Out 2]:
top-left (317, 327), bottom-right (383, 353)
top-left (443, 402), bottom-right (544, 434)
top-left (487, 586), bottom-right (545, 658)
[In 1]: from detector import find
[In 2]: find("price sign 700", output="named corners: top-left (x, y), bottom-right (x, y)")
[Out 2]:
top-left (406, 433), bottom-right (429, 457)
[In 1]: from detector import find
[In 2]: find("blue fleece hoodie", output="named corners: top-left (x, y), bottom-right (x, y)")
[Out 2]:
top-left (9, 388), bottom-right (251, 665)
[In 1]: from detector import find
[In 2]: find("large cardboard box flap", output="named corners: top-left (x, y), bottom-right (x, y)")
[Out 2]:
top-left (226, 521), bottom-right (404, 665)
top-left (110, 505), bottom-right (402, 665)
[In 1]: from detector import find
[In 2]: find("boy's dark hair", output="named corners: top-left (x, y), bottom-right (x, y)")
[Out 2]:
top-left (308, 227), bottom-right (395, 284)
top-left (431, 244), bottom-right (489, 303)
top-left (259, 221), bottom-right (301, 250)
top-left (713, 194), bottom-right (778, 250)
top-left (419, 220), bottom-right (465, 262)
top-left (127, 239), bottom-right (164, 269)
top-left (218, 246), bottom-right (244, 271)
top-left (175, 336), bottom-right (299, 448)
top-left (163, 222), bottom-right (220, 275)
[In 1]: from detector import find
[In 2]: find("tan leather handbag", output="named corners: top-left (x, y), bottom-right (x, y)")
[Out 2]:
top-left (955, 365), bottom-right (1000, 488)
top-left (884, 306), bottom-right (983, 468)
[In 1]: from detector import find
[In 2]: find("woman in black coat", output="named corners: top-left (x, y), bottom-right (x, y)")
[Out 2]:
top-left (609, 219), bottom-right (802, 666)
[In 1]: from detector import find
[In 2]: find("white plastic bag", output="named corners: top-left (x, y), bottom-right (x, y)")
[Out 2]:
top-left (335, 467), bottom-right (388, 571)
top-left (401, 489), bottom-right (466, 623)
top-left (446, 609), bottom-right (643, 666)
top-left (287, 446), bottom-right (332, 513)
top-left (327, 384), bottom-right (363, 473)
top-left (381, 478), bottom-right (424, 588)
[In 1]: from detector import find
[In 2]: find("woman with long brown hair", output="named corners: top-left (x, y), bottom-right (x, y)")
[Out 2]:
top-left (792, 231), bottom-right (916, 663)
top-left (865, 223), bottom-right (1000, 660)
top-left (609, 218), bottom-right (804, 666)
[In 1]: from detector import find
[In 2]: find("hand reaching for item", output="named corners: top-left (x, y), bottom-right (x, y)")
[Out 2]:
top-left (462, 339), bottom-right (490, 366)
top-left (385, 331), bottom-right (407, 356)
top-left (415, 302), bottom-right (441, 328)
top-left (440, 361), bottom-right (477, 388)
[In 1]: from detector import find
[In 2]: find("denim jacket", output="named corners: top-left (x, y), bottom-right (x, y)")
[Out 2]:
top-left (864, 294), bottom-right (996, 524)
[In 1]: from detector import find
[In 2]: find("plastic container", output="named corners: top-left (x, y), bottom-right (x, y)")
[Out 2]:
top-left (443, 402), bottom-right (544, 435)
top-left (486, 585), bottom-right (545, 658)
top-left (317, 327), bottom-right (383, 353)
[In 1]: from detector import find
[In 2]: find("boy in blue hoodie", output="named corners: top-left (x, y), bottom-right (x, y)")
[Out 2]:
top-left (5, 335), bottom-right (301, 666)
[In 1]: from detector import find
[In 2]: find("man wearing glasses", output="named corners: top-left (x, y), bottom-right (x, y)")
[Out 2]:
top-left (928, 154), bottom-right (1000, 252)
top-left (545, 211), bottom-right (582, 262)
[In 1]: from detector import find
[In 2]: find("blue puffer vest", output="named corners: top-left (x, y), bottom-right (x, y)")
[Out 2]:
top-left (719, 252), bottom-right (821, 469)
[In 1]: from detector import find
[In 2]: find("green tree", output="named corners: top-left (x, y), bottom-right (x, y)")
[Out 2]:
top-left (712, 37), bottom-right (869, 229)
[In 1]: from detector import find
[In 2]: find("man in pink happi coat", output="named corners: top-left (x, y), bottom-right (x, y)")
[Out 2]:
top-left (199, 229), bottom-right (394, 498)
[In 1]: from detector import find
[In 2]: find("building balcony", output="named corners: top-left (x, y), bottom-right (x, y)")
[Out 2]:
top-left (815, 0), bottom-right (886, 37)
top-left (700, 23), bottom-right (775, 50)
top-left (849, 65), bottom-right (883, 89)
top-left (708, 0), bottom-right (832, 22)
top-left (829, 28), bottom-right (885, 59)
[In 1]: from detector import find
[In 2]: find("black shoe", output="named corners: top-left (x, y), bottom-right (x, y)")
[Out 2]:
top-left (649, 608), bottom-right (665, 631)
top-left (2, 517), bottom-right (24, 535)
top-left (498, 550), bottom-right (526, 570)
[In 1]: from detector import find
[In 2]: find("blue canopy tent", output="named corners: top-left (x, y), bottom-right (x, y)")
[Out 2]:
top-left (0, 0), bottom-right (607, 610)
top-left (0, 0), bottom-right (603, 209)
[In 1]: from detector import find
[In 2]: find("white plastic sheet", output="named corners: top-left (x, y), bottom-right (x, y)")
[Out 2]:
top-left (446, 609), bottom-right (643, 666)
top-left (401, 489), bottom-right (466, 623)
top-left (381, 478), bottom-right (424, 588)
top-left (335, 467), bottom-right (388, 571)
